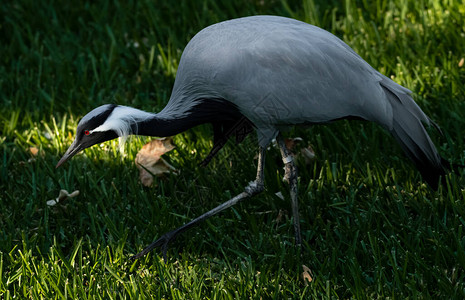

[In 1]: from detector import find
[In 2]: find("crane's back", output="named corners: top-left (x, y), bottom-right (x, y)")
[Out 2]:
top-left (168, 15), bottom-right (396, 133)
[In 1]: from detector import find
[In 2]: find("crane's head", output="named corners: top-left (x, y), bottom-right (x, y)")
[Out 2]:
top-left (57, 104), bottom-right (156, 168)
top-left (56, 104), bottom-right (121, 168)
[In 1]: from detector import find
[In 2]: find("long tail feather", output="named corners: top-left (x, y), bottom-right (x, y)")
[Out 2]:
top-left (381, 79), bottom-right (446, 189)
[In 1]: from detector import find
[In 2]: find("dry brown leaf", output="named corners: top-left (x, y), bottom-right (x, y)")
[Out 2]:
top-left (301, 264), bottom-right (313, 285)
top-left (135, 137), bottom-right (176, 187)
top-left (47, 189), bottom-right (80, 206)
top-left (459, 57), bottom-right (464, 68)
top-left (29, 147), bottom-right (39, 156)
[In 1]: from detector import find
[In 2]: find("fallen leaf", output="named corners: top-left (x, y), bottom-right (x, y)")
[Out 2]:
top-left (135, 137), bottom-right (177, 187)
top-left (29, 147), bottom-right (39, 156)
top-left (302, 264), bottom-right (313, 285)
top-left (47, 189), bottom-right (80, 206)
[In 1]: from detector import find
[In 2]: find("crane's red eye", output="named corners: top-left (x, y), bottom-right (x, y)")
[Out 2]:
top-left (84, 130), bottom-right (90, 136)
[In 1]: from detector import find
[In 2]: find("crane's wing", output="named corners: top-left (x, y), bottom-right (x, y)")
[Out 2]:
top-left (170, 16), bottom-right (432, 139)
top-left (173, 17), bottom-right (396, 130)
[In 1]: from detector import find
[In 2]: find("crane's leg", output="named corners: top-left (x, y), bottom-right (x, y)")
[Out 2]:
top-left (131, 147), bottom-right (266, 262)
top-left (276, 135), bottom-right (302, 247)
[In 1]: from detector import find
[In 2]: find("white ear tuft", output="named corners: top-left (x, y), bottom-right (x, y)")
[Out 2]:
top-left (92, 106), bottom-right (154, 146)
top-left (118, 136), bottom-right (128, 152)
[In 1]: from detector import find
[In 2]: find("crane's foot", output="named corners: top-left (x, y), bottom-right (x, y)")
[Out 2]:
top-left (131, 228), bottom-right (181, 263)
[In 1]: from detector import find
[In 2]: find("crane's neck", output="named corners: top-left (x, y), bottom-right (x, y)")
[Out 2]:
top-left (121, 99), bottom-right (244, 138)
top-left (133, 112), bottom-right (201, 137)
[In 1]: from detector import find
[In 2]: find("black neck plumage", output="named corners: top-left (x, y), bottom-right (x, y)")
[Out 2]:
top-left (132, 98), bottom-right (251, 138)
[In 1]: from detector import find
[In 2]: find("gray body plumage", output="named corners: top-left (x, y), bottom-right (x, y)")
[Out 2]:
top-left (165, 15), bottom-right (443, 186)
top-left (171, 16), bottom-right (408, 137)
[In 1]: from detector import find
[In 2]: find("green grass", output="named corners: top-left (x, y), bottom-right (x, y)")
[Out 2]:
top-left (1, 0), bottom-right (465, 298)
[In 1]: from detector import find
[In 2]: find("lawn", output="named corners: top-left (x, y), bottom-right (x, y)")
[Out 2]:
top-left (1, 0), bottom-right (465, 298)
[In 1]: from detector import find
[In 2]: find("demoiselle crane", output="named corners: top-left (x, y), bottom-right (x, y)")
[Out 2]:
top-left (57, 15), bottom-right (450, 260)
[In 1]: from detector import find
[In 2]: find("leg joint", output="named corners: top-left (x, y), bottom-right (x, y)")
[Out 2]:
top-left (283, 161), bottom-right (298, 184)
top-left (245, 180), bottom-right (265, 196)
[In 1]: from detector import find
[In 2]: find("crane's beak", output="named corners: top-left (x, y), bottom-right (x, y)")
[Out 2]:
top-left (56, 140), bottom-right (82, 168)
